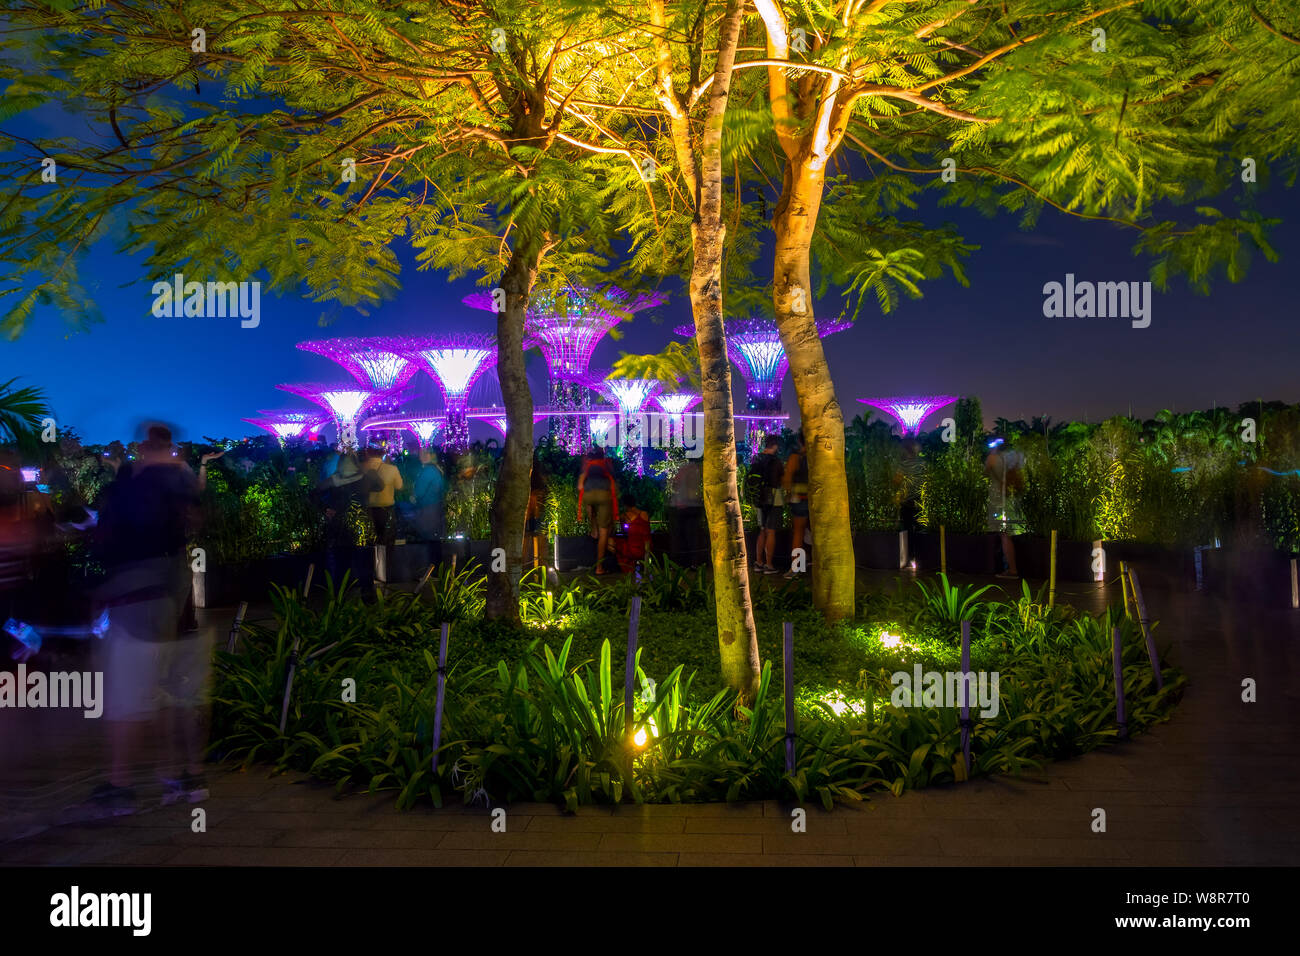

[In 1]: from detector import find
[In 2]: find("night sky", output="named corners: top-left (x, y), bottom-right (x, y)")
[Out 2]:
top-left (6, 172), bottom-right (1299, 446)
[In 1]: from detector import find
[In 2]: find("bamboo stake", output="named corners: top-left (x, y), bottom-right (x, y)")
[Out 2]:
top-left (225, 601), bottom-right (247, 654)
top-left (940, 525), bottom-right (947, 576)
top-left (1119, 560), bottom-right (1132, 620)
top-left (431, 622), bottom-right (450, 775)
top-left (1112, 625), bottom-right (1128, 739)
top-left (960, 619), bottom-right (972, 779)
top-left (1291, 558), bottom-right (1298, 609)
top-left (1126, 565), bottom-right (1164, 691)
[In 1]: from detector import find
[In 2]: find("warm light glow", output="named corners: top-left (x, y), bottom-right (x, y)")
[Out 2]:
top-left (880, 631), bottom-right (902, 648)
top-left (633, 727), bottom-right (648, 747)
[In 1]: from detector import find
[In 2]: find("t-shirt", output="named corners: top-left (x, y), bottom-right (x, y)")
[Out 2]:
top-left (753, 452), bottom-right (783, 505)
top-left (583, 459), bottom-right (614, 491)
top-left (412, 463), bottom-right (446, 507)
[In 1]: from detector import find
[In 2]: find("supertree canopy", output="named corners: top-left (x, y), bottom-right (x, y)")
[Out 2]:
top-left (584, 371), bottom-right (664, 475)
top-left (400, 333), bottom-right (498, 453)
top-left (276, 383), bottom-right (376, 449)
top-left (653, 390), bottom-right (702, 450)
top-left (361, 412), bottom-right (446, 450)
top-left (242, 409), bottom-right (331, 442)
top-left (675, 317), bottom-right (850, 412)
top-left (296, 337), bottom-right (422, 393)
top-left (858, 396), bottom-right (959, 436)
top-left (474, 410), bottom-right (548, 438)
top-left (465, 285), bottom-right (665, 453)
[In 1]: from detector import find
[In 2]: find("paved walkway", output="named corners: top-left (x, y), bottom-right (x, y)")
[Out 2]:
top-left (2, 573), bottom-right (1297, 866)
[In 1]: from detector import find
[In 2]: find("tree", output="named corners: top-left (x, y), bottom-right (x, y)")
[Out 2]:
top-left (0, 378), bottom-right (50, 453)
top-left (744, 0), bottom-right (1299, 620)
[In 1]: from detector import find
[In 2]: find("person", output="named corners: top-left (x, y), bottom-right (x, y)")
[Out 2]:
top-left (985, 439), bottom-right (1025, 578)
top-left (361, 447), bottom-right (403, 546)
top-left (410, 448), bottom-right (446, 541)
top-left (667, 455), bottom-right (706, 566)
top-left (577, 446), bottom-right (618, 574)
top-left (525, 453), bottom-right (547, 569)
top-left (89, 425), bottom-right (208, 814)
top-left (615, 496), bottom-right (653, 573)
top-left (320, 450), bottom-right (365, 582)
top-left (752, 435), bottom-right (784, 573)
top-left (783, 432), bottom-right (811, 579)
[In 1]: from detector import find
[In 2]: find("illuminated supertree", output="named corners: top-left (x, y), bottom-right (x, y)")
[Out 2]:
top-left (400, 333), bottom-right (498, 453)
top-left (276, 384), bottom-right (376, 449)
top-left (361, 412), bottom-right (446, 450)
top-left (296, 336), bottom-right (424, 429)
top-left (242, 409), bottom-right (331, 443)
top-left (676, 317), bottom-right (849, 450)
top-left (465, 285), bottom-right (665, 452)
top-left (473, 409), bottom-right (549, 438)
top-left (584, 371), bottom-right (664, 475)
top-left (857, 396), bottom-right (959, 436)
top-left (653, 391), bottom-right (701, 449)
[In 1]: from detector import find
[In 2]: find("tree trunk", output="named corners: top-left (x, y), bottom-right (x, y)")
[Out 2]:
top-left (691, 0), bottom-right (761, 700)
top-left (772, 160), bottom-right (855, 621)
top-left (485, 247), bottom-right (539, 622)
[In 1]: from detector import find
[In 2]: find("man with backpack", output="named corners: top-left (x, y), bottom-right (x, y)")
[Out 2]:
top-left (752, 435), bottom-right (785, 574)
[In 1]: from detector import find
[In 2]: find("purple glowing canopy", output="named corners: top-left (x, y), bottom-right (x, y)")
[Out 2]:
top-left (243, 408), bottom-right (330, 440)
top-left (399, 333), bottom-right (499, 405)
top-left (296, 336), bottom-right (422, 392)
top-left (464, 285), bottom-right (665, 380)
top-left (858, 396), bottom-right (959, 436)
top-left (581, 370), bottom-right (664, 414)
top-left (276, 383), bottom-right (377, 424)
top-left (654, 391), bottom-right (702, 417)
top-left (674, 317), bottom-right (850, 402)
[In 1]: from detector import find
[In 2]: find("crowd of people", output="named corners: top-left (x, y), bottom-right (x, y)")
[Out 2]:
top-left (752, 433), bottom-right (812, 578)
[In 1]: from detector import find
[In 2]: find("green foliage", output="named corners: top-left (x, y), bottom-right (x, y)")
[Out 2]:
top-left (919, 445), bottom-right (988, 534)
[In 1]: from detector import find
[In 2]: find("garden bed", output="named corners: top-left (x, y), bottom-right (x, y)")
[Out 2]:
top-left (210, 559), bottom-right (1184, 811)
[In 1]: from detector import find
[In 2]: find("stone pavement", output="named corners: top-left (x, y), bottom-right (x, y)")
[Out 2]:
top-left (2, 573), bottom-right (1298, 866)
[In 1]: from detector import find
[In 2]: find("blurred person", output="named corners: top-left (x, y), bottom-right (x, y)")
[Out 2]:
top-left (525, 453), bottom-right (547, 569)
top-left (752, 435), bottom-right (784, 573)
top-left (361, 447), bottom-right (403, 546)
top-left (410, 447), bottom-right (447, 541)
top-left (87, 425), bottom-right (208, 815)
top-left (615, 495), bottom-right (653, 574)
top-left (667, 455), bottom-right (706, 567)
top-left (985, 439), bottom-right (1025, 579)
top-left (783, 432), bottom-right (810, 579)
top-left (577, 446), bottom-right (618, 575)
top-left (320, 450), bottom-right (365, 582)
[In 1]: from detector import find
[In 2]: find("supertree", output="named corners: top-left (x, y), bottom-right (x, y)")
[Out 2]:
top-left (399, 333), bottom-right (498, 453)
top-left (242, 409), bottom-right (331, 443)
top-left (296, 336), bottom-right (424, 424)
top-left (473, 409), bottom-right (549, 439)
top-left (653, 390), bottom-right (702, 450)
top-left (583, 371), bottom-right (664, 476)
top-left (675, 316), bottom-right (849, 450)
top-left (360, 412), bottom-right (446, 450)
top-left (857, 396), bottom-right (959, 436)
top-left (276, 383), bottom-right (376, 449)
top-left (465, 285), bottom-right (664, 452)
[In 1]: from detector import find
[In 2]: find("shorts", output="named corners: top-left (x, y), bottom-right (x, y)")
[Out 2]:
top-left (759, 505), bottom-right (783, 531)
top-left (584, 489), bottom-right (613, 530)
top-left (789, 500), bottom-right (809, 519)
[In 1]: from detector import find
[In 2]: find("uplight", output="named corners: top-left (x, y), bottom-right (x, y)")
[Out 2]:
top-left (880, 631), bottom-right (902, 648)
top-left (633, 728), bottom-right (648, 747)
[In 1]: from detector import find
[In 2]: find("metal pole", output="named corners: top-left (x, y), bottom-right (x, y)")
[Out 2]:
top-left (960, 619), bottom-right (972, 779)
top-left (624, 596), bottom-right (642, 737)
top-left (782, 622), bottom-right (796, 775)
top-left (431, 622), bottom-right (450, 775)
top-left (1112, 625), bottom-right (1128, 739)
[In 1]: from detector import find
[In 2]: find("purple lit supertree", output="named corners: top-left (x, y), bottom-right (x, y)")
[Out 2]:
top-left (360, 412), bottom-right (446, 450)
top-left (276, 384), bottom-right (376, 449)
top-left (584, 371), bottom-right (664, 475)
top-left (857, 396), bottom-right (959, 436)
top-left (399, 333), bottom-right (498, 453)
top-left (675, 317), bottom-right (849, 450)
top-left (465, 285), bottom-right (665, 452)
top-left (296, 336), bottom-right (423, 426)
top-left (474, 410), bottom-right (548, 439)
top-left (653, 391), bottom-right (701, 450)
top-left (242, 409), bottom-right (331, 443)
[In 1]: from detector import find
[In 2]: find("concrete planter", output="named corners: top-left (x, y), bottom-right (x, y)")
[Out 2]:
top-left (853, 531), bottom-right (907, 570)
top-left (1012, 535), bottom-right (1099, 583)
top-left (1202, 547), bottom-right (1299, 607)
top-left (1102, 541), bottom-right (1198, 593)
top-left (910, 531), bottom-right (997, 575)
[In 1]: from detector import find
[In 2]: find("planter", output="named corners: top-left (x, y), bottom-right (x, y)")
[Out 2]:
top-left (381, 541), bottom-right (439, 583)
top-left (467, 538), bottom-right (496, 570)
top-left (1102, 541), bottom-right (1198, 593)
top-left (554, 534), bottom-right (597, 572)
top-left (1012, 535), bottom-right (1098, 583)
top-left (910, 531), bottom-right (997, 575)
top-left (854, 531), bottom-right (906, 570)
top-left (1202, 547), bottom-right (1298, 607)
